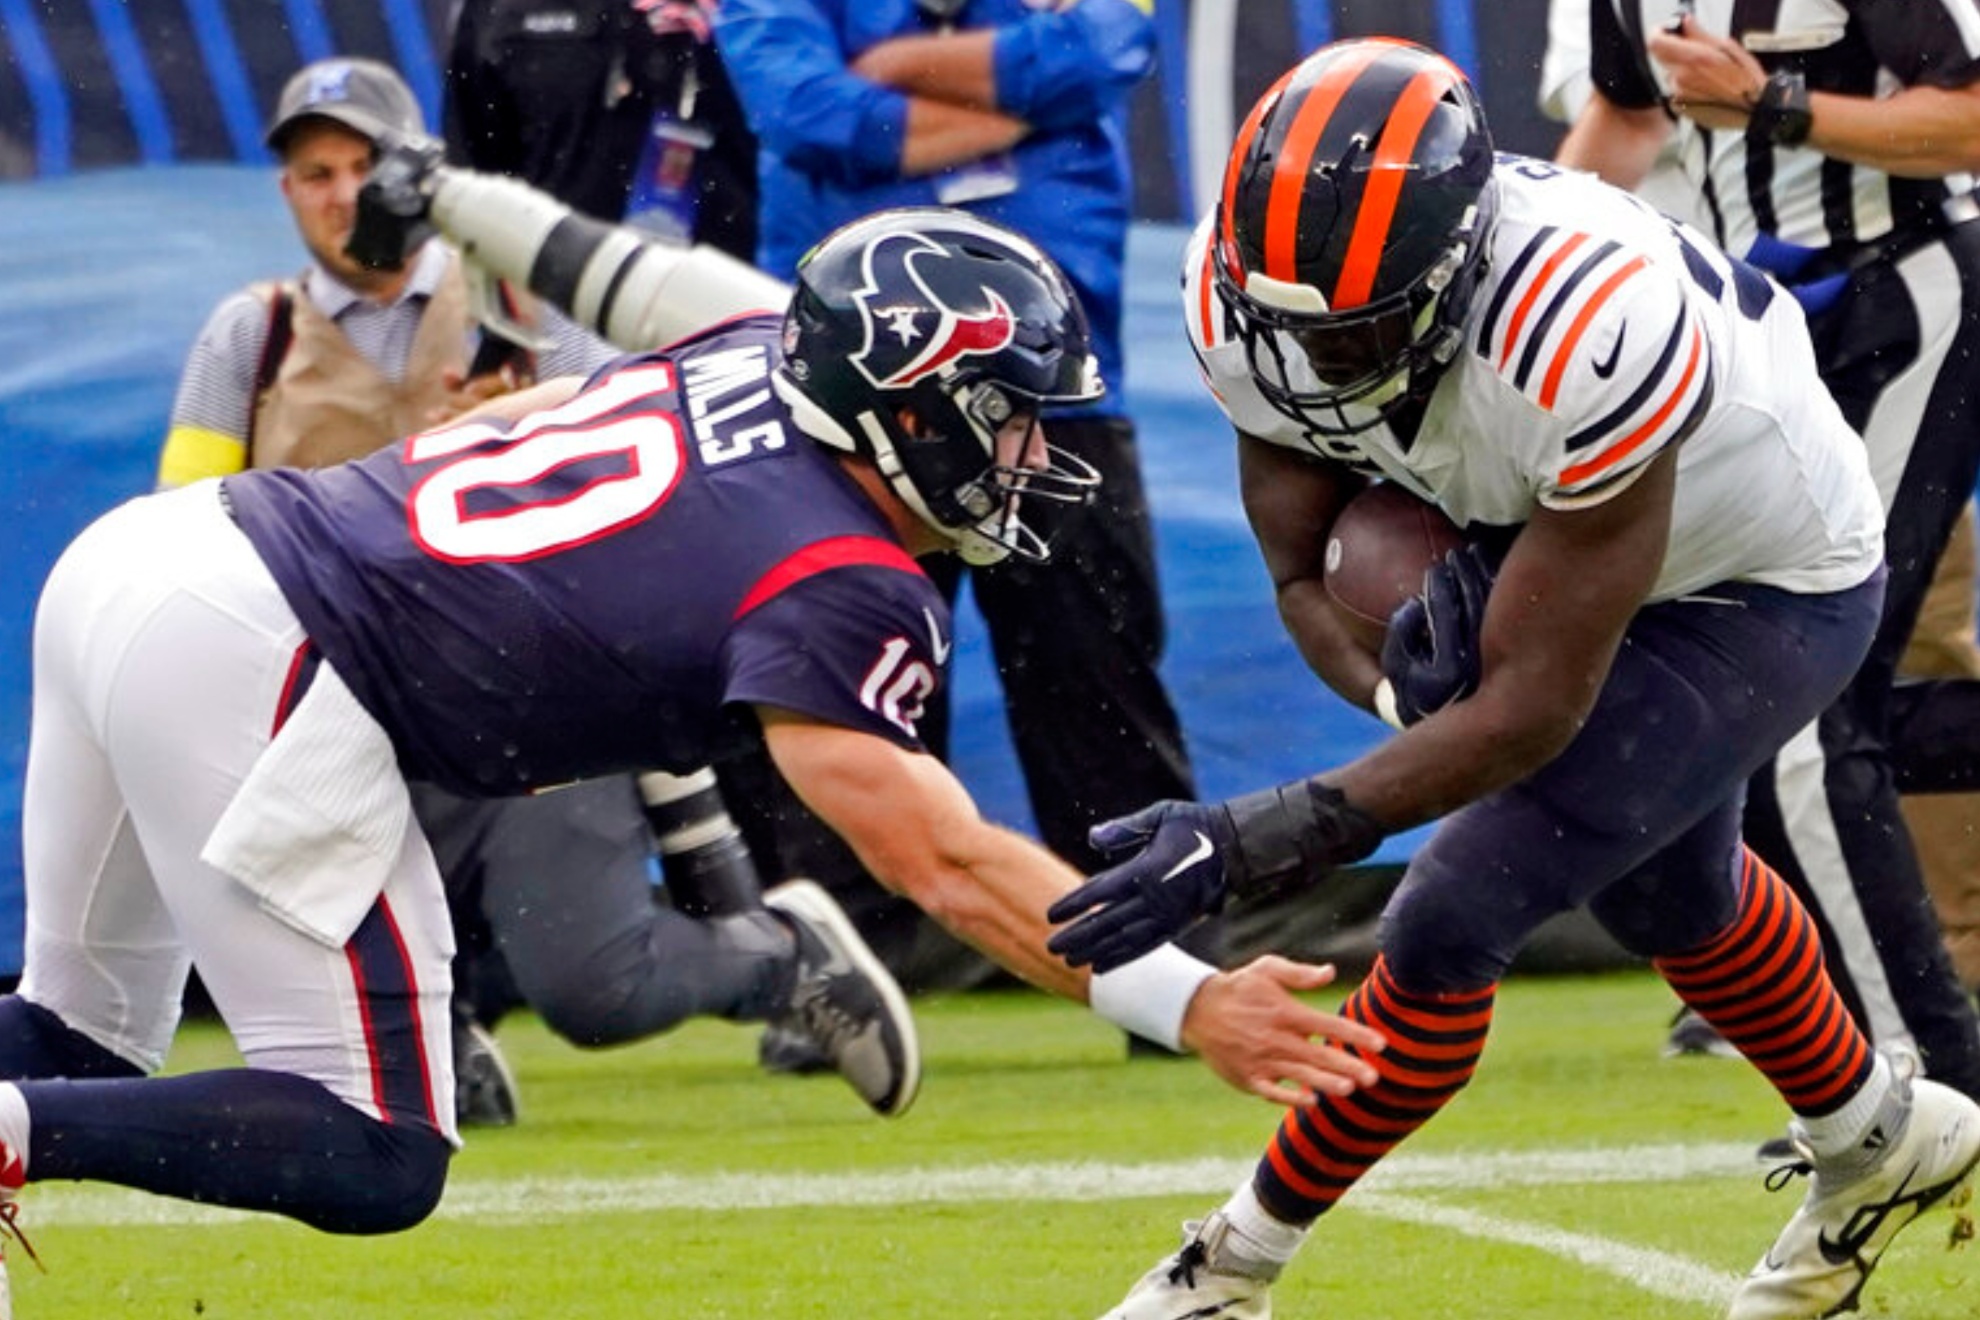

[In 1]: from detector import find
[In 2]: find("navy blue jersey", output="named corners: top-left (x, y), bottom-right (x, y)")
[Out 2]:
top-left (224, 316), bottom-right (950, 795)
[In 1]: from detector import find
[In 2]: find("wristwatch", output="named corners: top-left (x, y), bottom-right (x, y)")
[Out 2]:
top-left (1747, 69), bottom-right (1813, 148)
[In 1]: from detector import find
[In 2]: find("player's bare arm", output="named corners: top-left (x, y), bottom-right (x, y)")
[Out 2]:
top-left (762, 707), bottom-right (1080, 994)
top-left (761, 707), bottom-right (1384, 1103)
top-left (1329, 446), bottom-right (1678, 829)
top-left (1238, 432), bottom-right (1381, 707)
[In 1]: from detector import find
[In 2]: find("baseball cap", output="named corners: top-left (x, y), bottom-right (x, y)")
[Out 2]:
top-left (265, 57), bottom-right (426, 153)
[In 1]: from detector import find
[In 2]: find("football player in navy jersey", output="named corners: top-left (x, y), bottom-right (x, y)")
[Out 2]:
top-left (0, 208), bottom-right (1385, 1259)
top-left (1047, 41), bottom-right (1980, 1320)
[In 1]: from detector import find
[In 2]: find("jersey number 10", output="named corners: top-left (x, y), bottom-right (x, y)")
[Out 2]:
top-left (404, 362), bottom-right (686, 564)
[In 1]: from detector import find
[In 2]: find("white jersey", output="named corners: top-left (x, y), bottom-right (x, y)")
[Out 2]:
top-left (1183, 156), bottom-right (1884, 602)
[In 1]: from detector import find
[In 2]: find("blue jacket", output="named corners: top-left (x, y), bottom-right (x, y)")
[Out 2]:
top-left (714, 0), bottom-right (1154, 409)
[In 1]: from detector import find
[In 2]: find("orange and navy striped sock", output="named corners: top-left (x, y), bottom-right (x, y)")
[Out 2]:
top-left (1254, 955), bottom-right (1493, 1224)
top-left (1654, 847), bottom-right (1874, 1117)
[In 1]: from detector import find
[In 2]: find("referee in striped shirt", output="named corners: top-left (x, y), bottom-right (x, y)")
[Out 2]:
top-left (1560, 0), bottom-right (1980, 1102)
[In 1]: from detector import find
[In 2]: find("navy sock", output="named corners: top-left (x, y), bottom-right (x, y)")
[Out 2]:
top-left (21, 1069), bottom-right (451, 1234)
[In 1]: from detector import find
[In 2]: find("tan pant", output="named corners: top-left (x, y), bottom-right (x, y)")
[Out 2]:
top-left (1899, 502), bottom-right (1980, 991)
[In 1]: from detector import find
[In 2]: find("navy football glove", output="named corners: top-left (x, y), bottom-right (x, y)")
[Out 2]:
top-left (1046, 800), bottom-right (1238, 974)
top-left (1046, 783), bottom-right (1386, 973)
top-left (1379, 544), bottom-right (1494, 726)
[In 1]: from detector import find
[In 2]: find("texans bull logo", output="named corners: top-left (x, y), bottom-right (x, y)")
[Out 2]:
top-left (850, 232), bottom-right (1016, 390)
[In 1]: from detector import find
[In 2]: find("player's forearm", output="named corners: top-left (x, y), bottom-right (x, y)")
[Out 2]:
top-left (1276, 578), bottom-right (1383, 712)
top-left (890, 821), bottom-right (1090, 1000)
top-left (1328, 681), bottom-right (1578, 831)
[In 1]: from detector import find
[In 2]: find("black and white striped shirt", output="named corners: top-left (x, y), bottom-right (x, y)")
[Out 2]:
top-left (1592, 0), bottom-right (1980, 257)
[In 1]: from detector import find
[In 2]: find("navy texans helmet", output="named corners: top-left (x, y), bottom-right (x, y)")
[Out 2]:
top-left (1215, 38), bottom-right (1498, 436)
top-left (775, 208), bottom-right (1103, 565)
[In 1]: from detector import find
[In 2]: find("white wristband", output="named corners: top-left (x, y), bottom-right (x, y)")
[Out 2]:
top-left (1372, 678), bottom-right (1406, 731)
top-left (1088, 943), bottom-right (1218, 1053)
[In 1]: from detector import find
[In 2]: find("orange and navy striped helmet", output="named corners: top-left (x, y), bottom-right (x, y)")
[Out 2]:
top-left (1214, 38), bottom-right (1497, 435)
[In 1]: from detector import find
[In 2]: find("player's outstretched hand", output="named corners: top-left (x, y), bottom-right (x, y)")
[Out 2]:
top-left (1181, 956), bottom-right (1385, 1106)
top-left (1046, 800), bottom-right (1239, 973)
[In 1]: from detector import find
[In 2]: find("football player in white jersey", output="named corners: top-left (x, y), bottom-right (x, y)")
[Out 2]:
top-left (1046, 39), bottom-right (1980, 1320)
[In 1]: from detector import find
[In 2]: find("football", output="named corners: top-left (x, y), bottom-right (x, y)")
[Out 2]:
top-left (1323, 482), bottom-right (1466, 652)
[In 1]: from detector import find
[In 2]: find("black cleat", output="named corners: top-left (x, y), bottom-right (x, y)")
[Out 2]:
top-left (1664, 1006), bottom-right (1740, 1060)
top-left (454, 1019), bottom-right (520, 1129)
top-left (765, 879), bottom-right (920, 1117)
top-left (758, 1019), bottom-right (834, 1076)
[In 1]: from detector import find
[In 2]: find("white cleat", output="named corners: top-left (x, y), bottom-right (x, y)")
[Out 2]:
top-left (1099, 1212), bottom-right (1278, 1320)
top-left (1729, 1065), bottom-right (1980, 1319)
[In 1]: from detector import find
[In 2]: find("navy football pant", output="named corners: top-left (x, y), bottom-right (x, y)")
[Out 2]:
top-left (0, 997), bottom-right (449, 1233)
top-left (1384, 574), bottom-right (1884, 993)
top-left (1251, 575), bottom-right (1885, 1225)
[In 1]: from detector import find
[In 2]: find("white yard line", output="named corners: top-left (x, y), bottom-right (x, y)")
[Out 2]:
top-left (1352, 1192), bottom-right (1740, 1309)
top-left (21, 1139), bottom-right (1755, 1305)
top-left (23, 1139), bottom-right (1757, 1219)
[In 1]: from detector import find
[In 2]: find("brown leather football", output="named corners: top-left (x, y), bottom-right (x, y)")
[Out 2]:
top-left (1323, 482), bottom-right (1465, 653)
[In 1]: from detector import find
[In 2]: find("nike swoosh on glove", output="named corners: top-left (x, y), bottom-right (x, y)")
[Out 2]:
top-left (1045, 800), bottom-right (1237, 974)
top-left (1380, 543), bottom-right (1494, 726)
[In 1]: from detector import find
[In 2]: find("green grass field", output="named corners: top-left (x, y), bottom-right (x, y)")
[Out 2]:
top-left (9, 968), bottom-right (1976, 1318)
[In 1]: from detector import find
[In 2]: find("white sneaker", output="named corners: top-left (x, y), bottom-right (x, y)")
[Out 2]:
top-left (1100, 1212), bottom-right (1277, 1320)
top-left (1729, 1067), bottom-right (1980, 1319)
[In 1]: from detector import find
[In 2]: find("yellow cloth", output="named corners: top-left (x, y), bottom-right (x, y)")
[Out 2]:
top-left (156, 424), bottom-right (246, 489)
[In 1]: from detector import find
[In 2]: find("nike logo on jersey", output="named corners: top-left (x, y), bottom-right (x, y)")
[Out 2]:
top-left (923, 607), bottom-right (952, 666)
top-left (1161, 832), bottom-right (1216, 883)
top-left (1592, 325), bottom-right (1627, 379)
